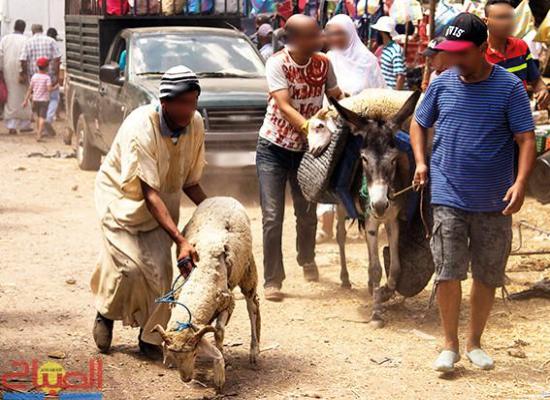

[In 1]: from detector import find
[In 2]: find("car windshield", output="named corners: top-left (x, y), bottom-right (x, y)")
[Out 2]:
top-left (132, 33), bottom-right (265, 77)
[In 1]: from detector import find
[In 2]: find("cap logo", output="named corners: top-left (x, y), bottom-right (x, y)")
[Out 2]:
top-left (445, 25), bottom-right (465, 38)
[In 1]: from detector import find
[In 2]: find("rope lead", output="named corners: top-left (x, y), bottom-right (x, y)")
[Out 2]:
top-left (155, 258), bottom-right (196, 331)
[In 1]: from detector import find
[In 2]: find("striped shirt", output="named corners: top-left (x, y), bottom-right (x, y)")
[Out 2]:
top-left (30, 72), bottom-right (51, 102)
top-left (415, 65), bottom-right (534, 212)
top-left (19, 34), bottom-right (61, 80)
top-left (379, 41), bottom-right (406, 89)
top-left (485, 37), bottom-right (540, 86)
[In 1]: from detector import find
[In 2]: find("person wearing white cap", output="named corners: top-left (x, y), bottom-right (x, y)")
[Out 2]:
top-left (257, 23), bottom-right (274, 60)
top-left (371, 16), bottom-right (406, 90)
top-left (91, 65), bottom-right (207, 359)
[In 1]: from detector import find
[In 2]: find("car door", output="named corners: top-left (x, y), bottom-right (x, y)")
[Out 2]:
top-left (97, 34), bottom-right (129, 148)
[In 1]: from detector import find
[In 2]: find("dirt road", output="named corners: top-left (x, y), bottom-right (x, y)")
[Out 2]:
top-left (1, 128), bottom-right (549, 400)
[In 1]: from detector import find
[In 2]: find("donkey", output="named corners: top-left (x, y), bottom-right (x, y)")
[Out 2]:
top-left (327, 91), bottom-right (421, 328)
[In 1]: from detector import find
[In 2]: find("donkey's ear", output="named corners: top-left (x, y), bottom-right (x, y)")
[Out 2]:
top-left (391, 90), bottom-right (422, 127)
top-left (328, 97), bottom-right (367, 129)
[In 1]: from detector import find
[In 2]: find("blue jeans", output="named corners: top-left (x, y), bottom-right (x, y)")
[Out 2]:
top-left (46, 88), bottom-right (60, 124)
top-left (256, 138), bottom-right (317, 288)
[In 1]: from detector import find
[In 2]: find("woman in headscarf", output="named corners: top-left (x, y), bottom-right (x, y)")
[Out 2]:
top-left (326, 14), bottom-right (386, 95)
top-left (316, 14), bottom-right (386, 244)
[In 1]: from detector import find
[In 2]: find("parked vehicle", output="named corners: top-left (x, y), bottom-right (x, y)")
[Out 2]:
top-left (64, 1), bottom-right (267, 197)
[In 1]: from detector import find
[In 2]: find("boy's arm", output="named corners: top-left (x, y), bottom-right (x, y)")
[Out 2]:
top-left (394, 53), bottom-right (407, 90)
top-left (410, 119), bottom-right (429, 185)
top-left (410, 83), bottom-right (439, 186)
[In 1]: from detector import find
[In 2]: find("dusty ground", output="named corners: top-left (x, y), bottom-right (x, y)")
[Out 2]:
top-left (1, 125), bottom-right (549, 400)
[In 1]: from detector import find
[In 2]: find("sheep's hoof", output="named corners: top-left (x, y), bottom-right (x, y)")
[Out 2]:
top-left (341, 280), bottom-right (352, 289)
top-left (370, 317), bottom-right (385, 329)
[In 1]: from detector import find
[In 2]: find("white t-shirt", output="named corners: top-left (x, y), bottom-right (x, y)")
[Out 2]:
top-left (259, 48), bottom-right (338, 152)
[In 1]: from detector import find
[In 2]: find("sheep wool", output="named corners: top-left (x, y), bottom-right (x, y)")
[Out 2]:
top-left (328, 89), bottom-right (421, 122)
top-left (167, 196), bottom-right (254, 331)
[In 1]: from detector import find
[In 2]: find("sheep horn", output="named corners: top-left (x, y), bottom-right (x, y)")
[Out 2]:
top-left (191, 325), bottom-right (217, 345)
top-left (151, 324), bottom-right (172, 344)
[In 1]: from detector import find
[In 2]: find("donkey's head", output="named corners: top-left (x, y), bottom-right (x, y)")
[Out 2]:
top-left (329, 91), bottom-right (421, 219)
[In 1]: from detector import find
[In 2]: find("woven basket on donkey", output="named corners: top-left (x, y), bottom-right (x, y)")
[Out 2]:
top-left (297, 124), bottom-right (351, 204)
top-left (383, 194), bottom-right (434, 297)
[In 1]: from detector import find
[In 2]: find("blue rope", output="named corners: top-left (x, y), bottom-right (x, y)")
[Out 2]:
top-left (155, 263), bottom-right (195, 331)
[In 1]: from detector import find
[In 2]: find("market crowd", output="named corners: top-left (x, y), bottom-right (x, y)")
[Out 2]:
top-left (0, 20), bottom-right (63, 141)
top-left (55, 0), bottom-right (546, 377)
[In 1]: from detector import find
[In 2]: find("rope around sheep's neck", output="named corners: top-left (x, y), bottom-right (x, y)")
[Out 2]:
top-left (155, 258), bottom-right (196, 331)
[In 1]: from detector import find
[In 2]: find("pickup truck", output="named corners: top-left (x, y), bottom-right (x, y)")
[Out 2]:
top-left (64, 4), bottom-right (267, 194)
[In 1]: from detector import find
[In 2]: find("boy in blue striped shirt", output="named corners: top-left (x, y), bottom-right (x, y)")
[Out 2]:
top-left (371, 16), bottom-right (406, 90)
top-left (410, 13), bottom-right (536, 373)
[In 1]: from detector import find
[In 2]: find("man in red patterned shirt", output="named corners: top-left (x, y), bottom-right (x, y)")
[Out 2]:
top-left (484, 0), bottom-right (549, 109)
top-left (257, 14), bottom-right (343, 302)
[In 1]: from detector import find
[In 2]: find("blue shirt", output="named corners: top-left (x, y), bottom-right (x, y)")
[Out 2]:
top-left (415, 65), bottom-right (534, 212)
top-left (380, 41), bottom-right (406, 89)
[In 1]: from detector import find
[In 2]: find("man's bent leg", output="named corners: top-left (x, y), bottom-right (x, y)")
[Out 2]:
top-left (92, 219), bottom-right (173, 351)
top-left (256, 139), bottom-right (288, 291)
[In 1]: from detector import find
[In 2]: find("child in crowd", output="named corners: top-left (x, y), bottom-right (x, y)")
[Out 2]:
top-left (421, 37), bottom-right (451, 91)
top-left (22, 57), bottom-right (57, 142)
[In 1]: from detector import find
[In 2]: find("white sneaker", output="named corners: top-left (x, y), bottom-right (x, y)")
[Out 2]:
top-left (433, 350), bottom-right (461, 372)
top-left (466, 348), bottom-right (494, 370)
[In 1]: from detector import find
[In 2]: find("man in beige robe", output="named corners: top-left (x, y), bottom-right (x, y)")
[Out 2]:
top-left (0, 20), bottom-right (32, 134)
top-left (91, 66), bottom-right (207, 358)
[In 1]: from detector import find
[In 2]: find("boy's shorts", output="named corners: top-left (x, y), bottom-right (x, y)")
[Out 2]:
top-left (32, 101), bottom-right (49, 119)
top-left (430, 205), bottom-right (512, 288)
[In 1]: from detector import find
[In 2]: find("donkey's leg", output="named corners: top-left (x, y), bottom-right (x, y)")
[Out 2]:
top-left (365, 217), bottom-right (381, 295)
top-left (365, 217), bottom-right (384, 327)
top-left (336, 204), bottom-right (351, 289)
top-left (385, 217), bottom-right (401, 291)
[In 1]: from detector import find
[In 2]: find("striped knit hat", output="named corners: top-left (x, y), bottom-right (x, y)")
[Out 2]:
top-left (159, 65), bottom-right (201, 100)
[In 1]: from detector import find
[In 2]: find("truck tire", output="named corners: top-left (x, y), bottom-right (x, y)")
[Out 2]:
top-left (75, 114), bottom-right (101, 171)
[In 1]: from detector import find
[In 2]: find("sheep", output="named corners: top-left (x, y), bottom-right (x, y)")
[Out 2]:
top-left (151, 196), bottom-right (260, 391)
top-left (314, 89), bottom-right (419, 129)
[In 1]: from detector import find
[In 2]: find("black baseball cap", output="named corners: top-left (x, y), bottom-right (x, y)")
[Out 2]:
top-left (423, 36), bottom-right (445, 56)
top-left (435, 12), bottom-right (488, 52)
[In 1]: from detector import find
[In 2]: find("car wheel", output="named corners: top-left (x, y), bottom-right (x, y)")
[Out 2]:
top-left (75, 114), bottom-right (101, 171)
